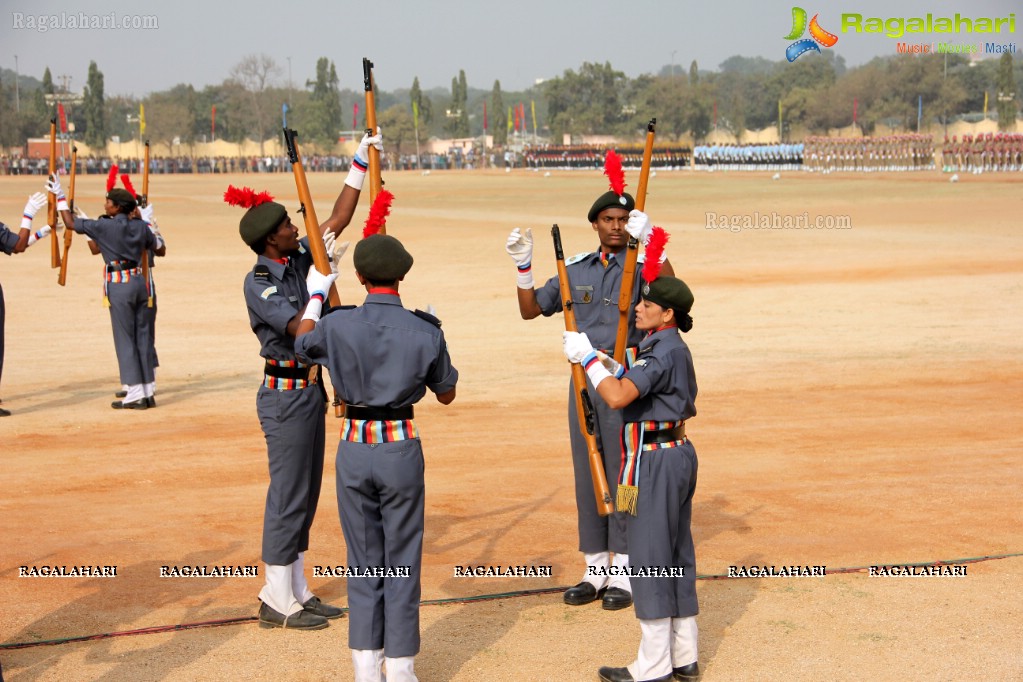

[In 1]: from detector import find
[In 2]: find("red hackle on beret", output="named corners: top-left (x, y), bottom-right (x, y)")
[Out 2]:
top-left (120, 173), bottom-right (137, 198)
top-left (223, 185), bottom-right (275, 209)
top-left (363, 189), bottom-right (394, 238)
top-left (604, 149), bottom-right (626, 196)
top-left (641, 227), bottom-right (669, 284)
top-left (106, 165), bottom-right (119, 192)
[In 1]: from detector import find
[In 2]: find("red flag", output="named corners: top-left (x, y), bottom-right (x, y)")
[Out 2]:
top-left (353, 103), bottom-right (359, 130)
top-left (483, 101), bottom-right (488, 132)
top-left (211, 105), bottom-right (216, 141)
top-left (519, 103), bottom-right (526, 132)
top-left (57, 103), bottom-right (68, 134)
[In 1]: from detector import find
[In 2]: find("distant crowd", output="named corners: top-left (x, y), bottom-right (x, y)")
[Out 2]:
top-left (522, 144), bottom-right (692, 170)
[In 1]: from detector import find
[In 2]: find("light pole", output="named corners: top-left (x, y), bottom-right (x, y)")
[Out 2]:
top-left (14, 54), bottom-right (20, 112)
top-left (286, 56), bottom-right (293, 107)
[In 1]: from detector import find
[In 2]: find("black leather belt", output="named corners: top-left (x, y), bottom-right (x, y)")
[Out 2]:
top-left (644, 425), bottom-right (686, 444)
top-left (107, 260), bottom-right (139, 272)
top-left (263, 362), bottom-right (314, 380)
top-left (344, 405), bottom-right (414, 421)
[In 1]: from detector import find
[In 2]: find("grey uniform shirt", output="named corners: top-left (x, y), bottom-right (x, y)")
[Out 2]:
top-left (295, 292), bottom-right (458, 407)
top-left (622, 327), bottom-right (698, 424)
top-left (0, 222), bottom-right (20, 255)
top-left (535, 250), bottom-right (645, 351)
top-left (73, 214), bottom-right (156, 264)
top-left (243, 240), bottom-right (314, 362)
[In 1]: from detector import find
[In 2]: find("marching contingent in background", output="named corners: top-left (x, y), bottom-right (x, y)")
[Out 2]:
top-left (3, 133), bottom-right (1023, 177)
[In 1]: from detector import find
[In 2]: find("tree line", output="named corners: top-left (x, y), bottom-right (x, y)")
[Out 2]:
top-left (0, 52), bottom-right (1019, 155)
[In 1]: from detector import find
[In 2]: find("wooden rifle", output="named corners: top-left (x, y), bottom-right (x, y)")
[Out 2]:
top-left (57, 145), bottom-right (77, 286)
top-left (283, 127), bottom-right (345, 418)
top-left (612, 118), bottom-right (656, 366)
top-left (362, 57), bottom-right (384, 231)
top-left (48, 118), bottom-right (61, 269)
top-left (553, 224), bottom-right (614, 517)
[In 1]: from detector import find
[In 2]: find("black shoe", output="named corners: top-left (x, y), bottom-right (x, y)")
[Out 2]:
top-left (598, 666), bottom-right (674, 682)
top-left (563, 581), bottom-right (603, 606)
top-left (112, 398), bottom-right (148, 410)
top-left (146, 396), bottom-right (157, 408)
top-left (0, 407), bottom-right (10, 417)
top-left (601, 586), bottom-right (633, 611)
top-left (258, 602), bottom-right (328, 630)
top-left (302, 596), bottom-right (345, 619)
top-left (115, 390), bottom-right (127, 398)
top-left (673, 662), bottom-right (700, 680)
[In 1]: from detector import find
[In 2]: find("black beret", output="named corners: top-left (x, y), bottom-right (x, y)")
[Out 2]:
top-left (642, 276), bottom-right (694, 317)
top-left (354, 234), bottom-right (413, 281)
top-left (239, 202), bottom-right (287, 246)
top-left (587, 191), bottom-right (635, 223)
top-left (106, 188), bottom-right (137, 212)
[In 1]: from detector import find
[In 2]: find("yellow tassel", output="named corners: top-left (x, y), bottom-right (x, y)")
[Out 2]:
top-left (147, 296), bottom-right (154, 308)
top-left (616, 485), bottom-right (639, 516)
top-left (103, 296), bottom-right (110, 308)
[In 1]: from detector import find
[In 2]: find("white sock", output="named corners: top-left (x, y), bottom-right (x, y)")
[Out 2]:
top-left (608, 552), bottom-right (632, 592)
top-left (290, 552), bottom-right (315, 603)
top-left (384, 656), bottom-right (418, 682)
top-left (143, 382), bottom-right (156, 398)
top-left (672, 616), bottom-right (699, 669)
top-left (628, 618), bottom-right (672, 680)
top-left (258, 564), bottom-right (302, 616)
top-left (352, 649), bottom-right (385, 682)
top-left (123, 384), bottom-right (145, 403)
top-left (583, 551), bottom-right (609, 589)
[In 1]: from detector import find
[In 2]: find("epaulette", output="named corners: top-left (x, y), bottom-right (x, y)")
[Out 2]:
top-left (253, 264), bottom-right (272, 279)
top-left (322, 304), bottom-right (356, 317)
top-left (565, 252), bottom-right (590, 265)
top-left (413, 309), bottom-right (442, 328)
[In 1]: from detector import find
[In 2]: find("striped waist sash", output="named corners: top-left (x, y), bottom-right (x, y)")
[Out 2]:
top-left (262, 359), bottom-right (318, 391)
top-left (617, 419), bottom-right (687, 516)
top-left (341, 418), bottom-right (419, 444)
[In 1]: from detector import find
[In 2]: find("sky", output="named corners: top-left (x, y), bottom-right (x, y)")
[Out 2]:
top-left (2, 0), bottom-right (1019, 97)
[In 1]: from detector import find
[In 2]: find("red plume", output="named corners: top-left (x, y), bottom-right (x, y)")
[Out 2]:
top-left (641, 227), bottom-right (669, 284)
top-left (120, 174), bottom-right (137, 198)
top-left (106, 165), bottom-right (119, 192)
top-left (363, 189), bottom-right (394, 238)
top-left (603, 149), bottom-right (626, 196)
top-left (223, 185), bottom-right (275, 209)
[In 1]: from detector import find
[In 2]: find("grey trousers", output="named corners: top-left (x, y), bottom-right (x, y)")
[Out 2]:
top-left (257, 384), bottom-right (325, 565)
top-left (628, 440), bottom-right (699, 620)
top-left (106, 279), bottom-right (154, 386)
top-left (336, 437), bottom-right (424, 657)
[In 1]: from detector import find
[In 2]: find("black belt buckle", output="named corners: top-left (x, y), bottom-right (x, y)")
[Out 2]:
top-left (263, 362), bottom-right (312, 381)
top-left (644, 425), bottom-right (685, 444)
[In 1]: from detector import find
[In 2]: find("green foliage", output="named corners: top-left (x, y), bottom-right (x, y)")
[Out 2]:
top-left (377, 103), bottom-right (415, 156)
top-left (996, 52), bottom-right (1018, 130)
top-left (83, 62), bottom-right (106, 148)
top-left (544, 62), bottom-right (627, 140)
top-left (491, 80), bottom-right (506, 145)
top-left (304, 58), bottom-right (343, 146)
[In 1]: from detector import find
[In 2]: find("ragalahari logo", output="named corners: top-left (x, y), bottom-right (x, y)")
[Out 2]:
top-left (784, 7), bottom-right (839, 61)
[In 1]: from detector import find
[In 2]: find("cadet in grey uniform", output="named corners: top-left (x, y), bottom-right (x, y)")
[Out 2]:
top-left (51, 176), bottom-right (165, 409)
top-left (295, 233), bottom-right (458, 682)
top-left (564, 275), bottom-right (700, 682)
top-left (505, 193), bottom-right (673, 611)
top-left (0, 192), bottom-right (51, 417)
top-left (230, 131), bottom-right (380, 632)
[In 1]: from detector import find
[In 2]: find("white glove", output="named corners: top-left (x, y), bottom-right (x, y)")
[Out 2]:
top-left (303, 268), bottom-right (338, 322)
top-left (505, 227), bottom-right (534, 289)
top-left (595, 350), bottom-right (625, 379)
top-left (344, 128), bottom-right (383, 190)
top-left (425, 303), bottom-right (436, 317)
top-left (148, 223), bottom-right (165, 250)
top-left (45, 173), bottom-right (69, 212)
top-left (626, 209), bottom-right (652, 244)
top-left (27, 224), bottom-right (52, 246)
top-left (75, 206), bottom-right (90, 220)
top-left (21, 192), bottom-right (47, 228)
top-left (563, 331), bottom-right (596, 365)
top-left (324, 235), bottom-right (350, 276)
top-left (139, 204), bottom-right (155, 225)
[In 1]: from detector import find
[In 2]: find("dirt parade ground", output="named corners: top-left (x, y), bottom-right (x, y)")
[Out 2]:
top-left (1, 168), bottom-right (1021, 681)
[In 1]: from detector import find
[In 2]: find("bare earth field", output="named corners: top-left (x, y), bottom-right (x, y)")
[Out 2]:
top-left (1, 168), bottom-right (1021, 681)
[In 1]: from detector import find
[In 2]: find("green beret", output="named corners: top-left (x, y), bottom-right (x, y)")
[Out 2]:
top-left (106, 188), bottom-right (137, 211)
top-left (239, 201), bottom-right (287, 246)
top-left (354, 234), bottom-right (413, 281)
top-left (587, 191), bottom-right (635, 223)
top-left (642, 276), bottom-right (694, 317)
